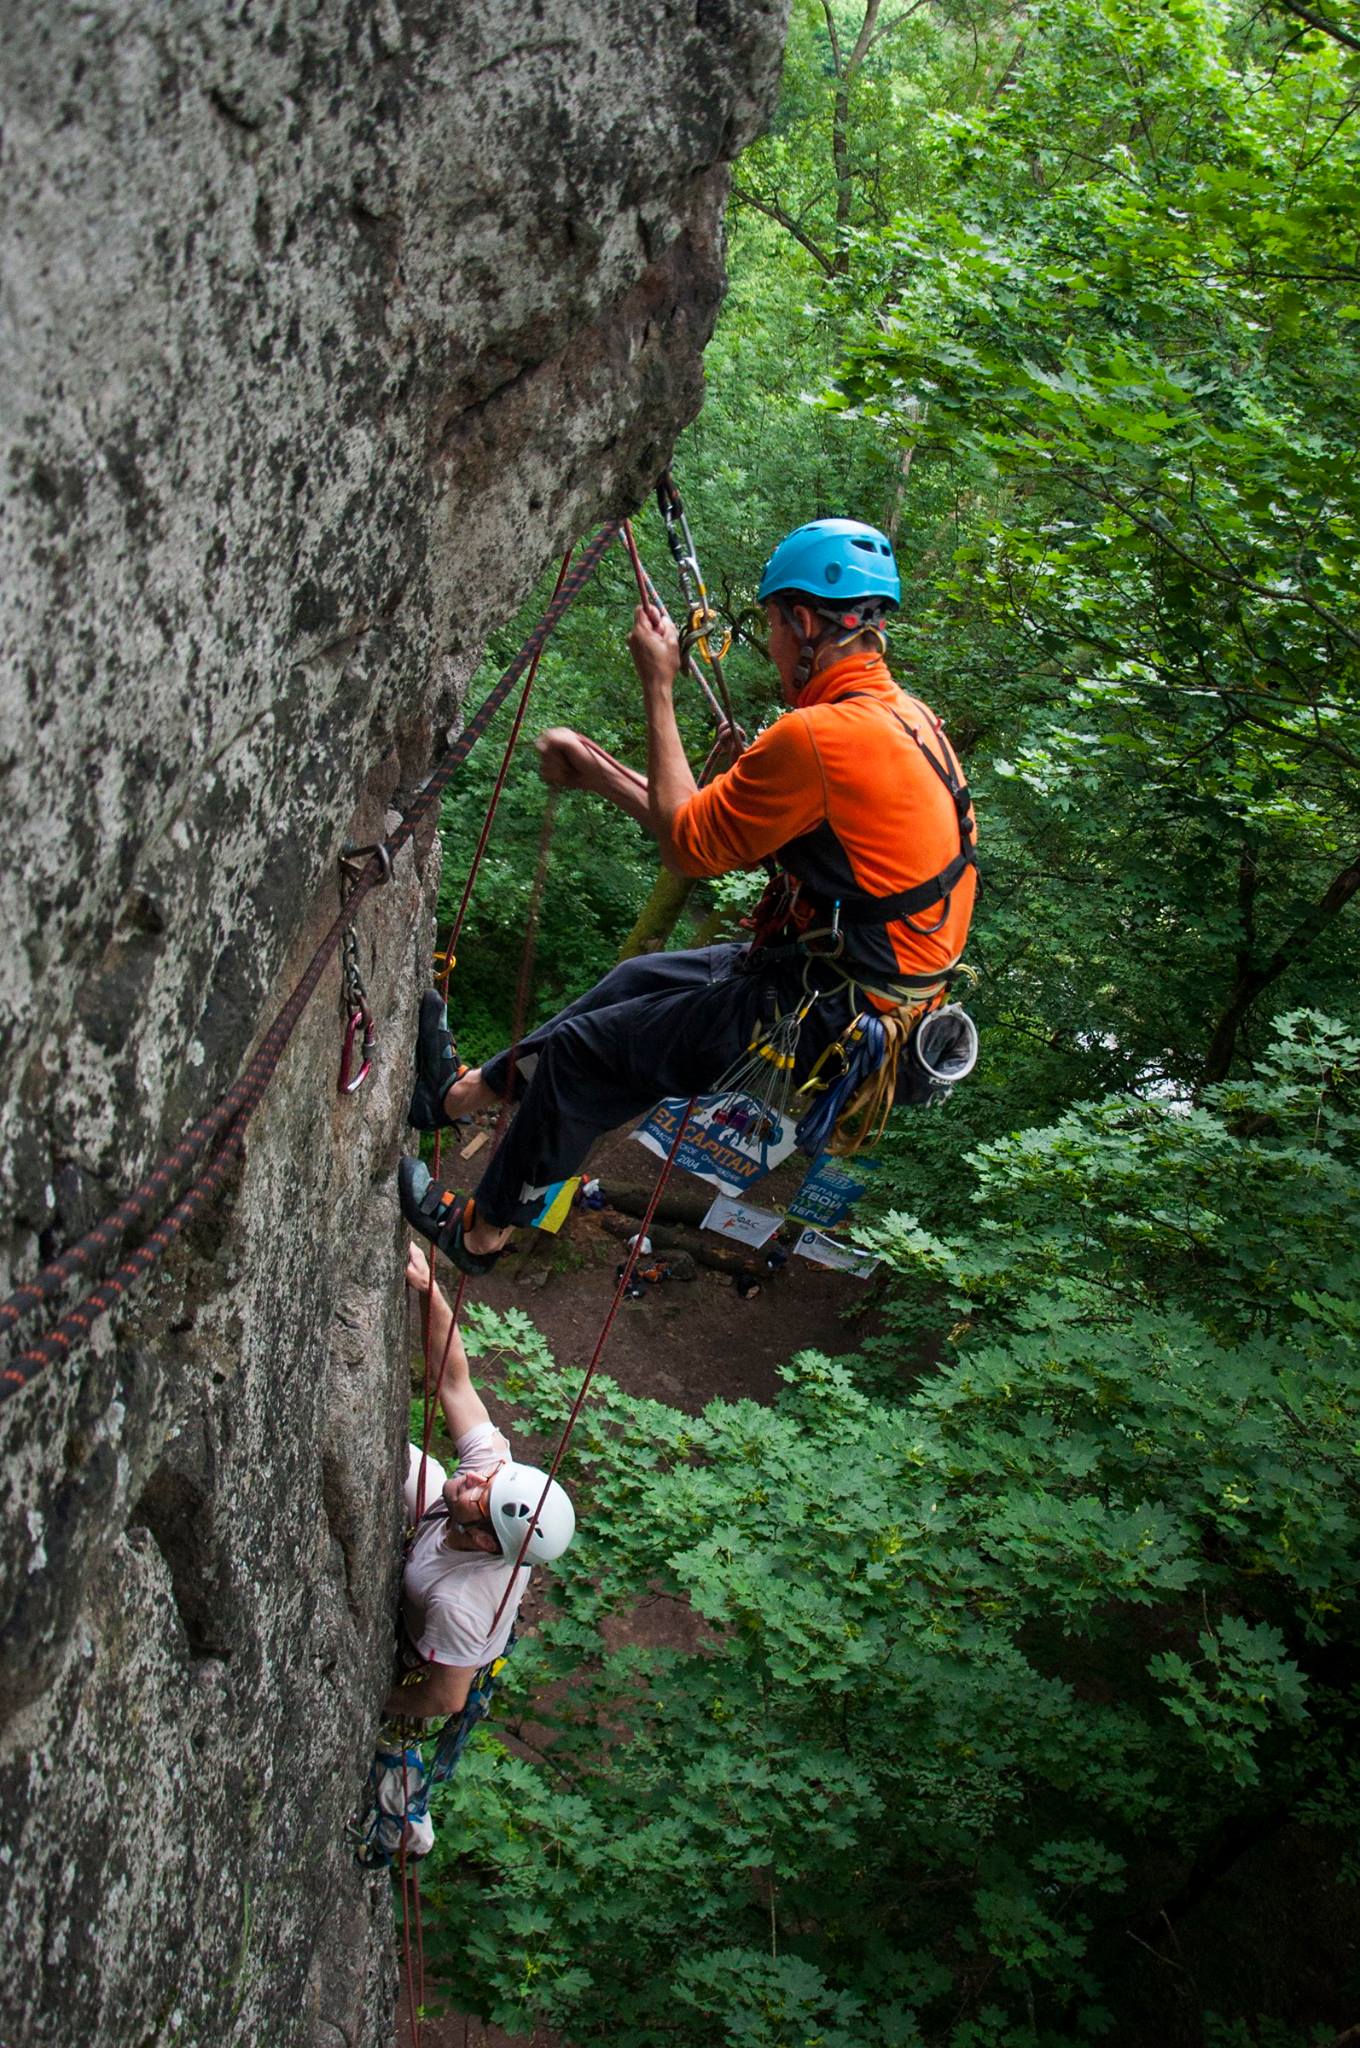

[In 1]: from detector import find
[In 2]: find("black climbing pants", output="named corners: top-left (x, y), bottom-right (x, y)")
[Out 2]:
top-left (473, 943), bottom-right (855, 1227)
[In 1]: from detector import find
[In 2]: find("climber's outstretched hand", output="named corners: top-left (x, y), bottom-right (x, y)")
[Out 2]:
top-left (535, 727), bottom-right (599, 790)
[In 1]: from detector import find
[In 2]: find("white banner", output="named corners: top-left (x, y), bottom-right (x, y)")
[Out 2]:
top-left (700, 1193), bottom-right (784, 1249)
top-left (791, 1227), bottom-right (880, 1280)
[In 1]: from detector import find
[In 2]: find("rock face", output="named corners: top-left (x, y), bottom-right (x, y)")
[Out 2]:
top-left (0, 6), bottom-right (786, 2042)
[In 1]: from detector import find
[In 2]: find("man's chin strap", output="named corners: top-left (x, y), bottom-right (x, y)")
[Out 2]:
top-left (775, 597), bottom-right (889, 694)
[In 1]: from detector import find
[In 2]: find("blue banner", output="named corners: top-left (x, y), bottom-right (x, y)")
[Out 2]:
top-left (787, 1150), bottom-right (881, 1230)
top-left (632, 1093), bottom-right (799, 1193)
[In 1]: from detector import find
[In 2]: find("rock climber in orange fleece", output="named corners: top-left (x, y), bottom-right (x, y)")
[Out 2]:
top-left (399, 518), bottom-right (978, 1274)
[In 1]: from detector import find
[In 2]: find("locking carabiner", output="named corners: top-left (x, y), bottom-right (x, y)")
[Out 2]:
top-left (339, 1001), bottom-right (376, 1096)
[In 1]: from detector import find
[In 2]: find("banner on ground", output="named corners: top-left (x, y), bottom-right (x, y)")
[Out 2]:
top-left (792, 1227), bottom-right (880, 1280)
top-left (631, 1093), bottom-right (799, 1193)
top-left (787, 1150), bottom-right (881, 1230)
top-left (528, 1176), bottom-right (581, 1233)
top-left (700, 1192), bottom-right (784, 1249)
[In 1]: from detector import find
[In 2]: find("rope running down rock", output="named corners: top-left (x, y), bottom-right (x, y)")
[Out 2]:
top-left (0, 521), bottom-right (621, 1397)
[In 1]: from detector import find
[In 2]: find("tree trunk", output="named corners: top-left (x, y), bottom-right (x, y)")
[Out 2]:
top-left (1201, 847), bottom-right (1360, 1084)
top-left (617, 867), bottom-right (697, 960)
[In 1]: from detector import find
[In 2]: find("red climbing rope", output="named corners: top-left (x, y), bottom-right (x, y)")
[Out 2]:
top-left (621, 518), bottom-right (665, 625)
top-left (396, 1752), bottom-right (425, 2048)
top-left (439, 548), bottom-right (576, 990)
top-left (416, 787), bottom-right (560, 1519)
top-left (486, 1092), bottom-right (700, 1641)
top-left (416, 517), bottom-right (738, 1603)
top-left (0, 522), bottom-right (621, 1397)
top-left (431, 547), bottom-right (575, 1197)
top-left (623, 516), bottom-right (743, 757)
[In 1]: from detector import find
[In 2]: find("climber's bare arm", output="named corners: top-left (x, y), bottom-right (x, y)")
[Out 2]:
top-left (383, 1658), bottom-right (474, 1722)
top-left (404, 1246), bottom-right (491, 1441)
top-left (535, 607), bottom-right (696, 874)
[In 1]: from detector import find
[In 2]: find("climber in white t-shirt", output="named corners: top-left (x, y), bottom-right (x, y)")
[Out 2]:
top-left (383, 1244), bottom-right (576, 1723)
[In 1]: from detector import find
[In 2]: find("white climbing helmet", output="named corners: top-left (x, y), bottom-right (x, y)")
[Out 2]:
top-left (488, 1463), bottom-right (576, 1566)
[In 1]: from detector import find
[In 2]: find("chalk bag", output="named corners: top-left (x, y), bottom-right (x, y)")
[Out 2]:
top-left (897, 1003), bottom-right (979, 1107)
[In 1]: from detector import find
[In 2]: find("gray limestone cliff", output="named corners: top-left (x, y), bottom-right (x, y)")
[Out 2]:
top-left (0, 5), bottom-right (786, 2042)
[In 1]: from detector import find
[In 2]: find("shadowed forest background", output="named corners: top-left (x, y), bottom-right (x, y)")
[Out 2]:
top-left (414, 1), bottom-right (1360, 2042)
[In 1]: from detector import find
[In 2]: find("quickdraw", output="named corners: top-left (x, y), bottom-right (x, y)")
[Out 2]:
top-left (338, 926), bottom-right (375, 1095)
top-left (652, 470), bottom-right (744, 757)
top-left (656, 468), bottom-right (732, 668)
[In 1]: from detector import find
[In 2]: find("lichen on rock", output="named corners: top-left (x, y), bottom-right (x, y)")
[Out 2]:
top-left (0, 4), bottom-right (787, 2040)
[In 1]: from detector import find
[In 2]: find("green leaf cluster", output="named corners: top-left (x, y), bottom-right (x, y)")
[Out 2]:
top-left (417, 1015), bottom-right (1358, 2044)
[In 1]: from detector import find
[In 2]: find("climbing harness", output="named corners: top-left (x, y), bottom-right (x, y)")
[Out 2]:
top-left (805, 704), bottom-right (977, 938)
top-left (430, 1632), bottom-right (517, 1778)
top-left (719, 684), bottom-right (981, 1154)
top-left (0, 522), bottom-right (621, 1397)
top-left (357, 1631), bottom-right (519, 1868)
top-left (746, 691), bottom-right (978, 967)
top-left (357, 1735), bottom-right (434, 1869)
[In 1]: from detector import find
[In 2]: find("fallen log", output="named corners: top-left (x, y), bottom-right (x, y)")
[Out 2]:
top-left (593, 1181), bottom-right (716, 1230)
top-left (598, 1210), bottom-right (776, 1280)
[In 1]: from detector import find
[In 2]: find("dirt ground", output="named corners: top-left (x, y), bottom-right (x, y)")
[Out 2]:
top-left (460, 1124), bottom-right (890, 1419)
top-left (395, 1123), bottom-right (885, 2048)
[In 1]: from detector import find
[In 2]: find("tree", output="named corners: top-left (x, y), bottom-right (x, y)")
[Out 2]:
top-left (422, 1015), bottom-right (1360, 2046)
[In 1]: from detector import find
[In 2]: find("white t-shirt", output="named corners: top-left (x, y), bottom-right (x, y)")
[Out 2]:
top-left (401, 1423), bottom-right (530, 1670)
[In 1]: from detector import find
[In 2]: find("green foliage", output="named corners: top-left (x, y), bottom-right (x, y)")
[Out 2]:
top-left (827, 0), bottom-right (1360, 1103)
top-left (417, 1018), bottom-right (1359, 2045)
top-left (421, 2), bottom-right (1360, 2039)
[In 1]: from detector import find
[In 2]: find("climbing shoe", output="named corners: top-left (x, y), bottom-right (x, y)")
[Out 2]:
top-left (399, 1158), bottom-right (504, 1277)
top-left (408, 989), bottom-right (468, 1131)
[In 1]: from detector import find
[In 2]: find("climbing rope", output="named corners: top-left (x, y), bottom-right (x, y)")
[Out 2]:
top-left (437, 549), bottom-right (577, 996)
top-left (430, 547), bottom-right (576, 1198)
top-left (414, 516), bottom-right (725, 1526)
top-left (624, 511), bottom-right (744, 760)
top-left (0, 522), bottom-right (621, 1397)
top-left (414, 789), bottom-right (561, 1522)
top-left (485, 1090), bottom-right (699, 1641)
top-left (396, 1759), bottom-right (425, 2048)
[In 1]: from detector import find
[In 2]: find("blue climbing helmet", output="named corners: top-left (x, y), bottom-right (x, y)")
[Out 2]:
top-left (757, 518), bottom-right (901, 610)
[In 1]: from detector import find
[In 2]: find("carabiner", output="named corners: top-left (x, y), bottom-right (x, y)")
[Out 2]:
top-left (339, 1003), bottom-right (376, 1095)
top-left (688, 600), bottom-right (732, 667)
